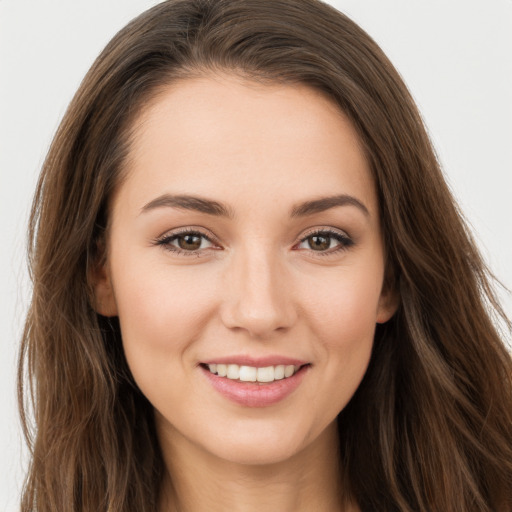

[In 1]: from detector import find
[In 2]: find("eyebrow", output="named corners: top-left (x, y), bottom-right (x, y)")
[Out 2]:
top-left (141, 194), bottom-right (234, 218)
top-left (290, 194), bottom-right (369, 218)
top-left (140, 193), bottom-right (369, 219)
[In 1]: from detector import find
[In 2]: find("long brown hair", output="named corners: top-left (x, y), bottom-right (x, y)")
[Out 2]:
top-left (19, 0), bottom-right (512, 510)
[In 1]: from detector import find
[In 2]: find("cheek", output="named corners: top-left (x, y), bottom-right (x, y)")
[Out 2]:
top-left (110, 255), bottom-right (219, 376)
top-left (303, 263), bottom-right (384, 341)
top-left (300, 264), bottom-right (382, 408)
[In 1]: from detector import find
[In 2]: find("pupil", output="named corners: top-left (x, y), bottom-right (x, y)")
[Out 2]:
top-left (179, 234), bottom-right (201, 250)
top-left (309, 235), bottom-right (330, 251)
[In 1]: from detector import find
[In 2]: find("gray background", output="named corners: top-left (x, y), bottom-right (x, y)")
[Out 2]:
top-left (1, 1), bottom-right (511, 510)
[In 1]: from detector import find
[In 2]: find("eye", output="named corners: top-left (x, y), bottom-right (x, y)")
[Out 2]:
top-left (296, 229), bottom-right (353, 254)
top-left (173, 233), bottom-right (211, 251)
top-left (154, 229), bottom-right (218, 255)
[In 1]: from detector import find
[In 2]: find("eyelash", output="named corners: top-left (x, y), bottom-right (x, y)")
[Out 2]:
top-left (153, 227), bottom-right (354, 257)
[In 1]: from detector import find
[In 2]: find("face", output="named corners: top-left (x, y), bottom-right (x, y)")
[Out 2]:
top-left (94, 74), bottom-right (396, 466)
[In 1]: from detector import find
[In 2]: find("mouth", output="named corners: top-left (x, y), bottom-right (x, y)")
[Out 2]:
top-left (199, 361), bottom-right (311, 407)
top-left (200, 363), bottom-right (307, 384)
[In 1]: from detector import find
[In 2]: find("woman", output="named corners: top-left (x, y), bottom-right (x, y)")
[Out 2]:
top-left (18, 0), bottom-right (512, 511)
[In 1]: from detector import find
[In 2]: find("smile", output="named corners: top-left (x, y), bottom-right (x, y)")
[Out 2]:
top-left (200, 361), bottom-right (311, 407)
top-left (204, 363), bottom-right (301, 383)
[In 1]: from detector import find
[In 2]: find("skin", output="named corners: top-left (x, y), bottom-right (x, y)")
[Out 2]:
top-left (94, 74), bottom-right (397, 512)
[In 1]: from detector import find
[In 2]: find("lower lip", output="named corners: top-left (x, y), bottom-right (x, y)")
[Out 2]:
top-left (201, 365), bottom-right (309, 407)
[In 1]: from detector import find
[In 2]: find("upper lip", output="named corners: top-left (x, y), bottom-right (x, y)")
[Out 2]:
top-left (200, 355), bottom-right (309, 367)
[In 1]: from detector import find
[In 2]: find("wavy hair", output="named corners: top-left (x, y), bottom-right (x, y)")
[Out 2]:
top-left (19, 0), bottom-right (512, 510)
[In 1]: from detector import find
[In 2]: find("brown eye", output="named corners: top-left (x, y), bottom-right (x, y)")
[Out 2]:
top-left (156, 230), bottom-right (216, 254)
top-left (308, 234), bottom-right (331, 251)
top-left (296, 230), bottom-right (353, 254)
top-left (178, 234), bottom-right (203, 251)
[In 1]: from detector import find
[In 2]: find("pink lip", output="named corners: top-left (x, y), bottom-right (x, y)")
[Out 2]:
top-left (200, 364), bottom-right (310, 408)
top-left (201, 355), bottom-right (308, 367)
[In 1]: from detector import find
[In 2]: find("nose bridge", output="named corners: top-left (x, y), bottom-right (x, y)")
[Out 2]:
top-left (221, 241), bottom-right (296, 336)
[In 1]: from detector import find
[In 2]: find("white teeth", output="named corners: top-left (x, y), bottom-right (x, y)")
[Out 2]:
top-left (206, 363), bottom-right (303, 383)
top-left (257, 366), bottom-right (274, 383)
top-left (284, 365), bottom-right (295, 378)
top-left (227, 364), bottom-right (240, 379)
top-left (239, 366), bottom-right (257, 382)
top-left (274, 365), bottom-right (285, 380)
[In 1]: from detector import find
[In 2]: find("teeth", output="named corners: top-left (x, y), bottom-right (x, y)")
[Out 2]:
top-left (257, 366), bottom-right (274, 383)
top-left (206, 363), bottom-right (301, 383)
top-left (284, 365), bottom-right (295, 378)
top-left (217, 364), bottom-right (227, 377)
top-left (274, 365), bottom-right (285, 380)
top-left (239, 366), bottom-right (257, 382)
top-left (227, 364), bottom-right (240, 379)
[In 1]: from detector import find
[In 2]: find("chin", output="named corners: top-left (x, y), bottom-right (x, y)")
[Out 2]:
top-left (197, 416), bottom-right (329, 467)
top-left (208, 435), bottom-right (305, 466)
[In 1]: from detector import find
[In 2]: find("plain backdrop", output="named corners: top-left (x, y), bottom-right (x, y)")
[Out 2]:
top-left (1, 0), bottom-right (511, 510)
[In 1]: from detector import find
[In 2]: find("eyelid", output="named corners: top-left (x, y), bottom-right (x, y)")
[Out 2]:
top-left (155, 225), bottom-right (219, 243)
top-left (298, 226), bottom-right (351, 240)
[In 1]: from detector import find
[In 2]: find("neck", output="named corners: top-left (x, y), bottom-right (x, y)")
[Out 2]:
top-left (157, 420), bottom-right (358, 512)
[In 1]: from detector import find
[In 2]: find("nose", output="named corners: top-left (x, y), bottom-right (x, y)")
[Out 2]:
top-left (220, 245), bottom-right (297, 338)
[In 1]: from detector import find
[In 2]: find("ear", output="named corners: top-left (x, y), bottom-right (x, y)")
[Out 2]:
top-left (89, 261), bottom-right (118, 317)
top-left (376, 284), bottom-right (399, 324)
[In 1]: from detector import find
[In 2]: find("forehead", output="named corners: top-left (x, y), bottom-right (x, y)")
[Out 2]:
top-left (116, 74), bottom-right (377, 218)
